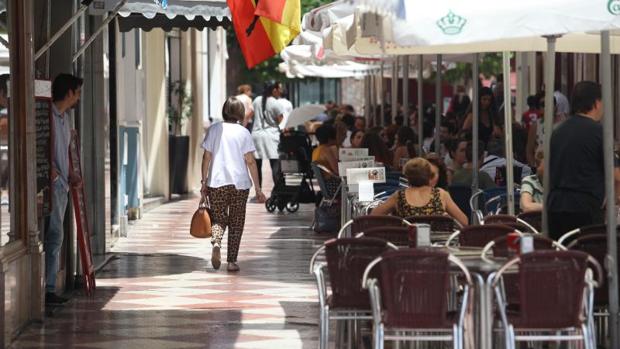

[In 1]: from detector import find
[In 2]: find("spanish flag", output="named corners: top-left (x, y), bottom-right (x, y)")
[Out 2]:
top-left (228, 0), bottom-right (301, 68)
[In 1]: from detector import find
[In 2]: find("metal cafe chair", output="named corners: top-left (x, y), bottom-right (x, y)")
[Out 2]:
top-left (405, 215), bottom-right (462, 245)
top-left (337, 215), bottom-right (407, 239)
top-left (481, 235), bottom-right (565, 316)
top-left (490, 250), bottom-right (603, 349)
top-left (309, 238), bottom-right (398, 349)
top-left (362, 249), bottom-right (472, 349)
top-left (558, 223), bottom-right (619, 247)
top-left (445, 224), bottom-right (515, 248)
top-left (567, 232), bottom-right (619, 346)
top-left (482, 214), bottom-right (540, 234)
top-left (355, 226), bottom-right (412, 248)
top-left (404, 214), bottom-right (463, 232)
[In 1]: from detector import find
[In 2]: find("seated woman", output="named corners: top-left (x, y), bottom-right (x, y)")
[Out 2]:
top-left (520, 148), bottom-right (543, 212)
top-left (392, 126), bottom-right (417, 170)
top-left (312, 123), bottom-right (339, 176)
top-left (425, 153), bottom-right (449, 189)
top-left (371, 158), bottom-right (468, 226)
top-left (312, 124), bottom-right (341, 199)
top-left (349, 129), bottom-right (365, 148)
top-left (361, 132), bottom-right (392, 168)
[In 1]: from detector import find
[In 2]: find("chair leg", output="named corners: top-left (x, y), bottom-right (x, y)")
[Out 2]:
top-left (508, 325), bottom-right (516, 349)
top-left (320, 307), bottom-right (329, 349)
top-left (374, 324), bottom-right (384, 349)
top-left (582, 324), bottom-right (592, 349)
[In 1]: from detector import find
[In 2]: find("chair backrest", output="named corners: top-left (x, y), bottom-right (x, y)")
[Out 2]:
top-left (324, 238), bottom-right (392, 309)
top-left (311, 162), bottom-right (331, 198)
top-left (375, 249), bottom-right (453, 328)
top-left (361, 226), bottom-right (412, 247)
top-left (491, 235), bottom-right (557, 258)
top-left (485, 192), bottom-right (521, 215)
top-left (405, 215), bottom-right (459, 233)
top-left (559, 224), bottom-right (618, 247)
top-left (460, 224), bottom-right (514, 247)
top-left (517, 211), bottom-right (542, 232)
top-left (351, 215), bottom-right (405, 235)
top-left (448, 185), bottom-right (472, 223)
top-left (567, 233), bottom-right (612, 306)
top-left (515, 251), bottom-right (588, 329)
top-left (483, 214), bottom-right (516, 225)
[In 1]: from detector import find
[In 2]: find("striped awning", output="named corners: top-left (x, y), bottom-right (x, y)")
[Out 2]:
top-left (89, 0), bottom-right (230, 31)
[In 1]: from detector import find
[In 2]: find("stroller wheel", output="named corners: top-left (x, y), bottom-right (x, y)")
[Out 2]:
top-left (286, 202), bottom-right (299, 213)
top-left (265, 198), bottom-right (277, 213)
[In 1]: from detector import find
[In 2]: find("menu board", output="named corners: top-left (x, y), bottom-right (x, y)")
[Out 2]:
top-left (35, 97), bottom-right (52, 215)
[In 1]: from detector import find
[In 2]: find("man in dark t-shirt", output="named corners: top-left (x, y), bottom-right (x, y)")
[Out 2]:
top-left (547, 81), bottom-right (620, 240)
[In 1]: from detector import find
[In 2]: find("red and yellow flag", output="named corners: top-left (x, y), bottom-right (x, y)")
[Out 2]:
top-left (227, 0), bottom-right (301, 68)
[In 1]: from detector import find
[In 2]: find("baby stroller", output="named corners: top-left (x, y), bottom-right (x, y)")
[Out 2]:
top-left (265, 130), bottom-right (317, 213)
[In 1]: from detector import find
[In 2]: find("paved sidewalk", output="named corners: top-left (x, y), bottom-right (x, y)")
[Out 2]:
top-left (13, 196), bottom-right (327, 348)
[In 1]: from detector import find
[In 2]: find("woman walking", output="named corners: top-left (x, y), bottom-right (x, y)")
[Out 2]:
top-left (252, 81), bottom-right (285, 188)
top-left (201, 97), bottom-right (266, 272)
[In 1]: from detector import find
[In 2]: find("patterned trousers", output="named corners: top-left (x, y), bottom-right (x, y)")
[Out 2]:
top-left (208, 185), bottom-right (250, 263)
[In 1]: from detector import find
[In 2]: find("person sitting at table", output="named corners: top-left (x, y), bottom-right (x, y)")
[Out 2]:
top-left (361, 132), bottom-right (392, 168)
top-left (520, 148), bottom-right (544, 212)
top-left (312, 123), bottom-right (339, 176)
top-left (371, 158), bottom-right (468, 226)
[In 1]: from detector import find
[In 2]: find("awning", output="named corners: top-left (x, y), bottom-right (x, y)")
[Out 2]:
top-left (117, 13), bottom-right (230, 32)
top-left (89, 0), bottom-right (230, 31)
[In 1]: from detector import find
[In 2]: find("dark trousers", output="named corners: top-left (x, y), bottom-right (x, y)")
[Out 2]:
top-left (548, 210), bottom-right (604, 241)
top-left (256, 158), bottom-right (280, 188)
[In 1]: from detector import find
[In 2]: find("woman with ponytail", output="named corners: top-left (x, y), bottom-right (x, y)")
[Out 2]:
top-left (251, 81), bottom-right (284, 189)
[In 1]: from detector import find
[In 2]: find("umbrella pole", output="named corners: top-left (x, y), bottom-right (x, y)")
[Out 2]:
top-left (392, 57), bottom-right (399, 124)
top-left (502, 52), bottom-right (515, 215)
top-left (435, 54), bottom-right (442, 154)
top-left (602, 30), bottom-right (620, 349)
top-left (403, 56), bottom-right (410, 128)
top-left (380, 61), bottom-right (385, 126)
top-left (472, 54), bottom-right (480, 222)
top-left (542, 36), bottom-right (556, 236)
top-left (418, 55), bottom-right (424, 155)
top-left (365, 75), bottom-right (371, 127)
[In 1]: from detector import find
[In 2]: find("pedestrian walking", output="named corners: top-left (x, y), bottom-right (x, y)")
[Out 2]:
top-left (236, 84), bottom-right (254, 129)
top-left (201, 97), bottom-right (265, 272)
top-left (251, 81), bottom-right (284, 189)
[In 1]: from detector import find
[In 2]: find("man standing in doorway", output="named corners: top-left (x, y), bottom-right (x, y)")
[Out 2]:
top-left (547, 81), bottom-right (620, 240)
top-left (45, 74), bottom-right (82, 305)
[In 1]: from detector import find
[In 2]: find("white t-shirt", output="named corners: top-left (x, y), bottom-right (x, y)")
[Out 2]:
top-left (202, 122), bottom-right (256, 190)
top-left (235, 93), bottom-right (254, 117)
top-left (278, 98), bottom-right (293, 130)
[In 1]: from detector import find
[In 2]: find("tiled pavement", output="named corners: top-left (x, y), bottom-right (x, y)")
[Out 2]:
top-left (13, 195), bottom-right (329, 348)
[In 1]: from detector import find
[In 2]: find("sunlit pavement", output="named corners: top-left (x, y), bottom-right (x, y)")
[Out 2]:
top-left (12, 193), bottom-right (328, 348)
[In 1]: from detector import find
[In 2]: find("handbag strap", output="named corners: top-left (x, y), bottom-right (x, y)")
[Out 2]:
top-left (199, 195), bottom-right (211, 209)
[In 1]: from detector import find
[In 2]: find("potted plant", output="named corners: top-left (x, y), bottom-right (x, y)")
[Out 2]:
top-left (168, 80), bottom-right (192, 194)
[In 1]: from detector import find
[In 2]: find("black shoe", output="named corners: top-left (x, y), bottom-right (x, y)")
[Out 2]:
top-left (45, 292), bottom-right (69, 305)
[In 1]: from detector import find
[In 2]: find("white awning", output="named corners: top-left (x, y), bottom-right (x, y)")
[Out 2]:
top-left (89, 0), bottom-right (230, 21)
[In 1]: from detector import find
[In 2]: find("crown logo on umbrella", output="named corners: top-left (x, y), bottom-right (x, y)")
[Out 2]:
top-left (436, 11), bottom-right (467, 35)
top-left (609, 0), bottom-right (620, 15)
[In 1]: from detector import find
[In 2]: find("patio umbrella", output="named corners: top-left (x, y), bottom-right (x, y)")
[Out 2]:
top-left (283, 104), bottom-right (327, 128)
